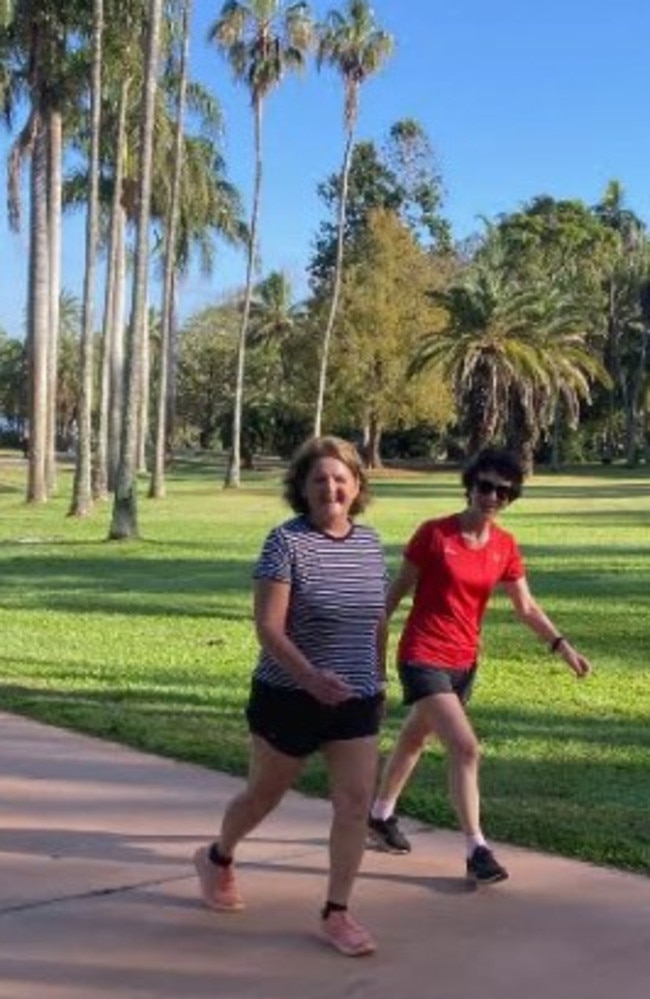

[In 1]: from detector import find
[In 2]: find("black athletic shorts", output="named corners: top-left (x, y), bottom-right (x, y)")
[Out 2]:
top-left (246, 678), bottom-right (384, 758)
top-left (399, 662), bottom-right (477, 707)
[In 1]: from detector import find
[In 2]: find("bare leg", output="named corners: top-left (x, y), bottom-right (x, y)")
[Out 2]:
top-left (219, 735), bottom-right (304, 857)
top-left (424, 693), bottom-right (481, 837)
top-left (322, 735), bottom-right (378, 906)
top-left (194, 735), bottom-right (304, 912)
top-left (375, 694), bottom-right (481, 837)
top-left (374, 701), bottom-right (436, 812)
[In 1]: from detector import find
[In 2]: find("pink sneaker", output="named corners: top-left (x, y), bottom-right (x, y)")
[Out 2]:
top-left (193, 845), bottom-right (245, 912)
top-left (321, 910), bottom-right (377, 957)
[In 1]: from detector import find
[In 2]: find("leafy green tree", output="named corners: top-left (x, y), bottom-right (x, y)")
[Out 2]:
top-left (175, 302), bottom-right (239, 449)
top-left (310, 123), bottom-right (449, 288)
top-left (383, 118), bottom-right (451, 249)
top-left (313, 0), bottom-right (393, 435)
top-left (593, 181), bottom-right (650, 466)
top-left (0, 332), bottom-right (28, 436)
top-left (208, 0), bottom-right (313, 487)
top-left (328, 208), bottom-right (452, 465)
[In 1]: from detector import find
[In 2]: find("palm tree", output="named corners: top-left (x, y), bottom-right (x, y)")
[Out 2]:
top-left (94, 69), bottom-right (130, 499)
top-left (411, 251), bottom-right (608, 463)
top-left (208, 0), bottom-right (313, 488)
top-left (109, 0), bottom-right (164, 539)
top-left (2, 0), bottom-right (72, 502)
top-left (249, 270), bottom-right (301, 345)
top-left (149, 0), bottom-right (192, 500)
top-left (69, 0), bottom-right (104, 517)
top-left (313, 0), bottom-right (392, 436)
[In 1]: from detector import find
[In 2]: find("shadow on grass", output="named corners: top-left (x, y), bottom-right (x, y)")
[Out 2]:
top-left (372, 480), bottom-right (650, 502)
top-left (0, 553), bottom-right (253, 618)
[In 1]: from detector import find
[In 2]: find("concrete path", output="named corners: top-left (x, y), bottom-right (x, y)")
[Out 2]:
top-left (1, 711), bottom-right (649, 999)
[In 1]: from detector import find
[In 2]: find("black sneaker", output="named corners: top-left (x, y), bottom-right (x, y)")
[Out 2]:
top-left (466, 845), bottom-right (509, 884)
top-left (367, 815), bottom-right (412, 854)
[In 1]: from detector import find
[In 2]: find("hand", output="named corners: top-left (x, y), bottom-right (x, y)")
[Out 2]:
top-left (560, 642), bottom-right (592, 678)
top-left (302, 668), bottom-right (354, 706)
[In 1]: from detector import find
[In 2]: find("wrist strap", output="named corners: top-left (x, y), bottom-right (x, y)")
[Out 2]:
top-left (550, 635), bottom-right (566, 653)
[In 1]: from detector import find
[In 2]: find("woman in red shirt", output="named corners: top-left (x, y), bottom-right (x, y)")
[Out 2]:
top-left (368, 448), bottom-right (592, 883)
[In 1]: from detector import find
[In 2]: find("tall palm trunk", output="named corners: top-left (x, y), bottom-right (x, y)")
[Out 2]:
top-left (109, 0), bottom-right (163, 539)
top-left (108, 207), bottom-right (127, 489)
top-left (70, 0), bottom-right (103, 516)
top-left (26, 118), bottom-right (50, 503)
top-left (46, 108), bottom-right (62, 495)
top-left (165, 270), bottom-right (178, 454)
top-left (95, 74), bottom-right (129, 500)
top-left (150, 0), bottom-right (191, 499)
top-left (137, 306), bottom-right (150, 473)
top-left (313, 127), bottom-right (353, 436)
top-left (225, 96), bottom-right (262, 489)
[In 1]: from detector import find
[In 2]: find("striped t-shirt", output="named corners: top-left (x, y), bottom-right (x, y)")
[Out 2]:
top-left (253, 515), bottom-right (388, 697)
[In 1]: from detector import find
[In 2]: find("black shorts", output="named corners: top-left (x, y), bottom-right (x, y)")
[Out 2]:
top-left (246, 679), bottom-right (384, 758)
top-left (399, 662), bottom-right (477, 707)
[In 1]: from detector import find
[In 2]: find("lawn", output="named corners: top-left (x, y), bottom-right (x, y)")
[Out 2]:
top-left (1, 455), bottom-right (649, 873)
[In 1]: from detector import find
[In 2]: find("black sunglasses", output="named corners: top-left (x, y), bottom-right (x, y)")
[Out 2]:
top-left (475, 478), bottom-right (516, 502)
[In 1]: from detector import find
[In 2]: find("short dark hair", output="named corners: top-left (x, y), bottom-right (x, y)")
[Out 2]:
top-left (461, 447), bottom-right (525, 501)
top-left (283, 436), bottom-right (370, 516)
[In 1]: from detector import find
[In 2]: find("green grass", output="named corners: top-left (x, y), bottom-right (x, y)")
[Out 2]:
top-left (1, 456), bottom-right (649, 873)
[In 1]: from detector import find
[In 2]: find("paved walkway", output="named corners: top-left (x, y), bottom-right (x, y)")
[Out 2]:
top-left (1, 711), bottom-right (649, 999)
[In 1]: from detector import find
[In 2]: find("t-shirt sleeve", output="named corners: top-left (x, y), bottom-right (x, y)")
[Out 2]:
top-left (253, 527), bottom-right (292, 583)
top-left (403, 520), bottom-right (435, 569)
top-left (501, 536), bottom-right (525, 582)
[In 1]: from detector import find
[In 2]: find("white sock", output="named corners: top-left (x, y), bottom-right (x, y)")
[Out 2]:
top-left (466, 832), bottom-right (488, 857)
top-left (370, 799), bottom-right (396, 822)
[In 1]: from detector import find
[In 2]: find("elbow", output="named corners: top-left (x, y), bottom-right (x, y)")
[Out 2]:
top-left (255, 618), bottom-right (283, 653)
top-left (515, 600), bottom-right (540, 625)
top-left (254, 617), bottom-right (273, 648)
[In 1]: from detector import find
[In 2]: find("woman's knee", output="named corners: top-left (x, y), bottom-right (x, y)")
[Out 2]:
top-left (331, 795), bottom-right (371, 825)
top-left (449, 734), bottom-right (481, 768)
top-left (331, 780), bottom-right (374, 823)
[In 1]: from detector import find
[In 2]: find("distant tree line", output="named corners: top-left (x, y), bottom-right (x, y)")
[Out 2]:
top-left (0, 1), bottom-right (648, 542)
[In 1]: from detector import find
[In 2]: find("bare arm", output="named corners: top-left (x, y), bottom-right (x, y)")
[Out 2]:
top-left (386, 558), bottom-right (420, 619)
top-left (503, 577), bottom-right (592, 678)
top-left (376, 613), bottom-right (388, 683)
top-left (254, 578), bottom-right (353, 704)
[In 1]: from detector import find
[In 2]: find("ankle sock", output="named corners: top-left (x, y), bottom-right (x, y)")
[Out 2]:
top-left (208, 842), bottom-right (233, 866)
top-left (322, 901), bottom-right (347, 920)
top-left (370, 799), bottom-right (396, 822)
top-left (466, 833), bottom-right (488, 857)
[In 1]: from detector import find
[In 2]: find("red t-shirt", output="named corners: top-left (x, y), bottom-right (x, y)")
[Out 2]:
top-left (397, 515), bottom-right (525, 669)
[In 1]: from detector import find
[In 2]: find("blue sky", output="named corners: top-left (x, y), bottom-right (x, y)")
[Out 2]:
top-left (1, 0), bottom-right (650, 337)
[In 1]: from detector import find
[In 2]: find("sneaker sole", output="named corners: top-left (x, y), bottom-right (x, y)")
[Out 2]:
top-left (366, 828), bottom-right (411, 855)
top-left (466, 870), bottom-right (509, 886)
top-left (322, 932), bottom-right (377, 957)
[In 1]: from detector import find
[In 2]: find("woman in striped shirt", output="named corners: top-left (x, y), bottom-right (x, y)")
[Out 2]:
top-left (194, 436), bottom-right (388, 958)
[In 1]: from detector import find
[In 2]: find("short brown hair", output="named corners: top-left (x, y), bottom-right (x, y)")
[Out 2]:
top-left (283, 436), bottom-right (370, 516)
top-left (462, 447), bottom-right (525, 501)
